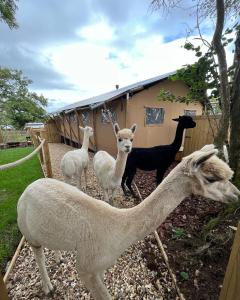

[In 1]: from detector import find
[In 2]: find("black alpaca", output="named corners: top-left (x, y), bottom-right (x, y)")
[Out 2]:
top-left (121, 115), bottom-right (196, 197)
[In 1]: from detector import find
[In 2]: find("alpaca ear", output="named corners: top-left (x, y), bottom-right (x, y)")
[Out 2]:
top-left (130, 123), bottom-right (137, 133)
top-left (172, 117), bottom-right (180, 122)
top-left (194, 149), bottom-right (218, 167)
top-left (200, 144), bottom-right (216, 152)
top-left (79, 126), bottom-right (84, 132)
top-left (114, 123), bottom-right (120, 135)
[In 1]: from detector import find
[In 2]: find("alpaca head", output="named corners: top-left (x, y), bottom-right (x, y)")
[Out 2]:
top-left (79, 126), bottom-right (94, 137)
top-left (180, 145), bottom-right (240, 203)
top-left (114, 123), bottom-right (137, 153)
top-left (172, 115), bottom-right (196, 129)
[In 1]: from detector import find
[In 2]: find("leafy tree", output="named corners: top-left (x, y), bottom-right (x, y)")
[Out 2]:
top-left (152, 0), bottom-right (240, 182)
top-left (0, 67), bottom-right (48, 128)
top-left (0, 0), bottom-right (18, 29)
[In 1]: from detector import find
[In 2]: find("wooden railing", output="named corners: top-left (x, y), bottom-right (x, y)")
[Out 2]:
top-left (0, 129), bottom-right (53, 299)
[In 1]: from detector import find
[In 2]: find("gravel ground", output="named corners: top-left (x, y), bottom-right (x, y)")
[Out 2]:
top-left (6, 143), bottom-right (176, 300)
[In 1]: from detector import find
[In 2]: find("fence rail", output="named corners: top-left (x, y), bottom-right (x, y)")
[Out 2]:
top-left (0, 128), bottom-right (53, 298)
top-left (183, 115), bottom-right (220, 157)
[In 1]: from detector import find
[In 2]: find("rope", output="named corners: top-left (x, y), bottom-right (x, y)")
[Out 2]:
top-left (133, 182), bottom-right (185, 300)
top-left (0, 139), bottom-right (45, 171)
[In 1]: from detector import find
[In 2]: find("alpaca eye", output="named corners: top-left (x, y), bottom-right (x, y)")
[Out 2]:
top-left (118, 138), bottom-right (122, 142)
top-left (205, 177), bottom-right (217, 183)
top-left (130, 139), bottom-right (133, 142)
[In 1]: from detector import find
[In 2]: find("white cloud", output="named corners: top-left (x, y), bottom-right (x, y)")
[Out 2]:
top-left (76, 20), bottom-right (116, 42)
top-left (42, 32), bottom-right (201, 111)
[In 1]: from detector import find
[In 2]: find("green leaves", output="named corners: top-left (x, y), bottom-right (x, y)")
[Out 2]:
top-left (172, 227), bottom-right (186, 239)
top-left (0, 0), bottom-right (18, 29)
top-left (180, 271), bottom-right (189, 281)
top-left (0, 67), bottom-right (48, 129)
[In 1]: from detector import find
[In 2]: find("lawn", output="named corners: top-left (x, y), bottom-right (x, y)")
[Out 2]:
top-left (0, 147), bottom-right (43, 272)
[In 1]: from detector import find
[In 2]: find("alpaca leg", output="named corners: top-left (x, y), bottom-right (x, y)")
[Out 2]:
top-left (156, 169), bottom-right (165, 185)
top-left (54, 250), bottom-right (63, 264)
top-left (80, 272), bottom-right (111, 300)
top-left (64, 175), bottom-right (71, 185)
top-left (103, 189), bottom-right (109, 202)
top-left (77, 174), bottom-right (82, 190)
top-left (121, 173), bottom-right (129, 196)
top-left (84, 168), bottom-right (88, 190)
top-left (126, 169), bottom-right (137, 198)
top-left (31, 246), bottom-right (54, 295)
top-left (109, 189), bottom-right (117, 206)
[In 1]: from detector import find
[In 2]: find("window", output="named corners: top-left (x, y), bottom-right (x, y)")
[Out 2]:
top-left (69, 112), bottom-right (77, 123)
top-left (184, 109), bottom-right (196, 117)
top-left (101, 107), bottom-right (117, 124)
top-left (82, 111), bottom-right (90, 126)
top-left (145, 107), bottom-right (165, 125)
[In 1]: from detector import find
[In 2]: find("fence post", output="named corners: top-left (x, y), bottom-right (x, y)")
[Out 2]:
top-left (0, 129), bottom-right (3, 144)
top-left (0, 273), bottom-right (9, 300)
top-left (219, 222), bottom-right (240, 300)
top-left (35, 132), bottom-right (44, 165)
top-left (40, 130), bottom-right (53, 178)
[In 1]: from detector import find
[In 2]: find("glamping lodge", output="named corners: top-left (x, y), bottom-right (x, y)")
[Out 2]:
top-left (48, 71), bottom-right (202, 155)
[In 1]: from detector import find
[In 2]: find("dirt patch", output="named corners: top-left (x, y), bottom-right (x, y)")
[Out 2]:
top-left (6, 143), bottom-right (176, 299)
top-left (134, 167), bottom-right (240, 300)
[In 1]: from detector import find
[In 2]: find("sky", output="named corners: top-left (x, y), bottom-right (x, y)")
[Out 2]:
top-left (0, 0), bottom-right (233, 112)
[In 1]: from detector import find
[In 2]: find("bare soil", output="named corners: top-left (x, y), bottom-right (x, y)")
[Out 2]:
top-left (135, 167), bottom-right (240, 300)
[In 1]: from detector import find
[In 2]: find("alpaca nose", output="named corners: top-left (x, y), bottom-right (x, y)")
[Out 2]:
top-left (125, 145), bottom-right (130, 152)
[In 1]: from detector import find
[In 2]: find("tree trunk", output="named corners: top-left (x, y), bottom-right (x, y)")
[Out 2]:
top-left (212, 0), bottom-right (231, 149)
top-left (229, 30), bottom-right (240, 182)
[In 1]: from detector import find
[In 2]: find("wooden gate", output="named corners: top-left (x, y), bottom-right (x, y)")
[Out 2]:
top-left (183, 115), bottom-right (220, 156)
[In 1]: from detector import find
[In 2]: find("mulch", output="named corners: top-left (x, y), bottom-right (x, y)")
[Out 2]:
top-left (134, 166), bottom-right (240, 300)
top-left (5, 143), bottom-right (239, 299)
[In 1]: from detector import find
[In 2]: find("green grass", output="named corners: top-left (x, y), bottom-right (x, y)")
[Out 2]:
top-left (0, 147), bottom-right (43, 272)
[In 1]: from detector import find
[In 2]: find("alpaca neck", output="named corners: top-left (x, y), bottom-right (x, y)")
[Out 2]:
top-left (171, 124), bottom-right (185, 151)
top-left (113, 150), bottom-right (128, 181)
top-left (123, 165), bottom-right (190, 245)
top-left (82, 134), bottom-right (89, 150)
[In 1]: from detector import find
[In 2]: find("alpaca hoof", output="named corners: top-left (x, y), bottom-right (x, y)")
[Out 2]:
top-left (123, 190), bottom-right (131, 197)
top-left (43, 282), bottom-right (54, 296)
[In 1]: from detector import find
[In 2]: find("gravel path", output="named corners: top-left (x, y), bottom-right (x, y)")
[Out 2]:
top-left (6, 143), bottom-right (176, 300)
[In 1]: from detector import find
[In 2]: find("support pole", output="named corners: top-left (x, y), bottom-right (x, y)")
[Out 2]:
top-left (219, 222), bottom-right (240, 300)
top-left (133, 182), bottom-right (185, 300)
top-left (0, 273), bottom-right (9, 300)
top-left (40, 131), bottom-right (53, 178)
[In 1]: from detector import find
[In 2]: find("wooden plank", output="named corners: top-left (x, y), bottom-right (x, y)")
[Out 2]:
top-left (60, 114), bottom-right (67, 144)
top-left (0, 273), bottom-right (9, 300)
top-left (64, 113), bottom-right (74, 146)
top-left (3, 237), bottom-right (25, 283)
top-left (90, 110), bottom-right (97, 151)
top-left (40, 131), bottom-right (53, 178)
top-left (0, 129), bottom-right (3, 143)
top-left (65, 113), bottom-right (78, 143)
top-left (183, 115), bottom-right (220, 156)
top-left (75, 109), bottom-right (81, 146)
top-left (35, 133), bottom-right (44, 164)
top-left (219, 222), bottom-right (240, 300)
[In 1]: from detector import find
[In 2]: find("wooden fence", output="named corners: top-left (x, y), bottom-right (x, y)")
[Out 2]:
top-left (219, 223), bottom-right (240, 300)
top-left (0, 130), bottom-right (53, 299)
top-left (29, 128), bottom-right (53, 178)
top-left (183, 115), bottom-right (220, 156)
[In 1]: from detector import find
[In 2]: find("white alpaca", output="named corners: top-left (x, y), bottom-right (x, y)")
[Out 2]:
top-left (93, 123), bottom-right (137, 204)
top-left (60, 126), bottom-right (93, 190)
top-left (17, 145), bottom-right (240, 300)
